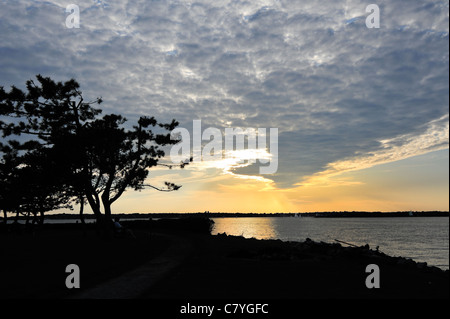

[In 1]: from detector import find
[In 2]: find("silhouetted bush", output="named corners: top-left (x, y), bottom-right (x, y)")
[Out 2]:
top-left (122, 217), bottom-right (214, 234)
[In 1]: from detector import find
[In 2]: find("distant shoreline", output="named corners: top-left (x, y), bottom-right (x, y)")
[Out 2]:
top-left (3, 210), bottom-right (448, 221)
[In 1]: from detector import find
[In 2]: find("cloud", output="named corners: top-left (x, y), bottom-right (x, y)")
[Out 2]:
top-left (297, 114), bottom-right (449, 187)
top-left (0, 0), bottom-right (448, 190)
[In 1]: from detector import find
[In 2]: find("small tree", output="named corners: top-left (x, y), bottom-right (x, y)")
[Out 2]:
top-left (0, 141), bottom-right (72, 229)
top-left (0, 141), bottom-right (20, 225)
top-left (20, 148), bottom-right (73, 226)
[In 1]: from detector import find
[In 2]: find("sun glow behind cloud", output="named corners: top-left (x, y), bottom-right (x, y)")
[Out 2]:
top-left (204, 149), bottom-right (274, 180)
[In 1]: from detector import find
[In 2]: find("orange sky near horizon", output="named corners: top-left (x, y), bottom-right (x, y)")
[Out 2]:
top-left (73, 148), bottom-right (449, 215)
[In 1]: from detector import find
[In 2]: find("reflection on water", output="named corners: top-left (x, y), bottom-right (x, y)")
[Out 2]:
top-left (211, 217), bottom-right (449, 270)
top-left (212, 217), bottom-right (277, 240)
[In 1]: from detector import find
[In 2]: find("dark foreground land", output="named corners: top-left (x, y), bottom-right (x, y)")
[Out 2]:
top-left (1, 218), bottom-right (448, 301)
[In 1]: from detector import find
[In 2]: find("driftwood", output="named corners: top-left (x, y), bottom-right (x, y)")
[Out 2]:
top-left (334, 239), bottom-right (359, 247)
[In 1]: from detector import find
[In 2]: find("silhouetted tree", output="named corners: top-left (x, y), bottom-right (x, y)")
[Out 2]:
top-left (51, 111), bottom-right (186, 228)
top-left (0, 141), bottom-right (20, 225)
top-left (1, 75), bottom-right (101, 225)
top-left (0, 140), bottom-right (72, 230)
top-left (19, 148), bottom-right (73, 227)
top-left (1, 75), bottom-right (188, 231)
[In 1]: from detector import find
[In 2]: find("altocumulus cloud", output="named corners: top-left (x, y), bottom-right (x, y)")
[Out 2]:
top-left (0, 0), bottom-right (448, 188)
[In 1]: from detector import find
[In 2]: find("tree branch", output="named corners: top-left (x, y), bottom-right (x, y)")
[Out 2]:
top-left (141, 184), bottom-right (182, 192)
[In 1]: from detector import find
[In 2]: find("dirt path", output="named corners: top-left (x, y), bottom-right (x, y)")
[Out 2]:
top-left (69, 232), bottom-right (194, 299)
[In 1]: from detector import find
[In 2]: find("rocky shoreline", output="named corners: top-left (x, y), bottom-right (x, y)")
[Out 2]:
top-left (220, 234), bottom-right (447, 274)
top-left (1, 218), bottom-right (448, 299)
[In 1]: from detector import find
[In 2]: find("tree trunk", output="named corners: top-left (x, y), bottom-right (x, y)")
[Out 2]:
top-left (31, 212), bottom-right (40, 235)
top-left (101, 191), bottom-right (113, 238)
top-left (102, 197), bottom-right (112, 224)
top-left (85, 190), bottom-right (102, 221)
top-left (84, 189), bottom-right (104, 235)
top-left (1, 209), bottom-right (7, 233)
top-left (25, 212), bottom-right (33, 233)
top-left (39, 210), bottom-right (45, 226)
top-left (12, 211), bottom-right (21, 234)
top-left (100, 172), bottom-right (115, 238)
top-left (78, 195), bottom-right (87, 237)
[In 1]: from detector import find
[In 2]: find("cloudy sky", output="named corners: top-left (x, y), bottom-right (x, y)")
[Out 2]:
top-left (0, 0), bottom-right (448, 213)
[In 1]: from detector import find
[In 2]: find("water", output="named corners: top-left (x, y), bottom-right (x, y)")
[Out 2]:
top-left (211, 217), bottom-right (449, 270)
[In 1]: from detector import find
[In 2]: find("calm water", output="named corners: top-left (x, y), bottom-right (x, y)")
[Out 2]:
top-left (211, 217), bottom-right (449, 270)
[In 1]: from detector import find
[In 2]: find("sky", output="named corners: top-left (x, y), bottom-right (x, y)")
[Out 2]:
top-left (0, 0), bottom-right (448, 213)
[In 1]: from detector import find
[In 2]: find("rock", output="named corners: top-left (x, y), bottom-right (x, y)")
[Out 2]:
top-left (417, 262), bottom-right (427, 269)
top-left (228, 249), bottom-right (255, 259)
top-left (396, 258), bottom-right (416, 267)
top-left (429, 266), bottom-right (444, 274)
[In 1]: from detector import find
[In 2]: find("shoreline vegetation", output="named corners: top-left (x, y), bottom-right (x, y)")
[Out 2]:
top-left (2, 210), bottom-right (449, 222)
top-left (1, 217), bottom-right (448, 299)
